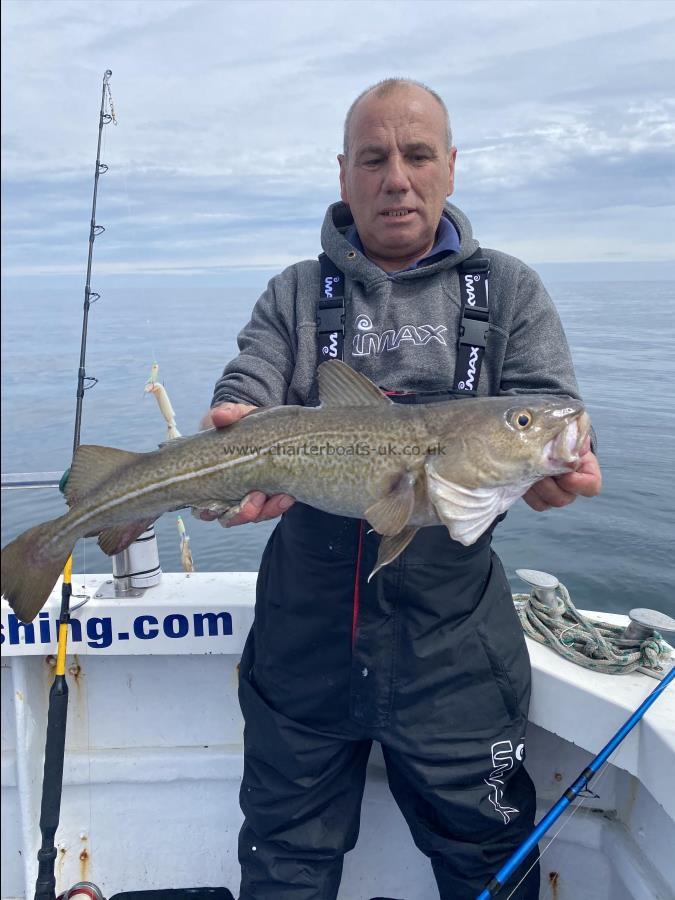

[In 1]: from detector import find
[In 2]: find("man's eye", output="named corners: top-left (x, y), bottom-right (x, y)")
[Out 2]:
top-left (363, 158), bottom-right (382, 166)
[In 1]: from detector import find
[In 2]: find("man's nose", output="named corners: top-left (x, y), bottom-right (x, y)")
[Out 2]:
top-left (382, 154), bottom-right (411, 193)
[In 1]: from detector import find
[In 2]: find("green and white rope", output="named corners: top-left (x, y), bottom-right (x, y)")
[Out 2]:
top-left (513, 583), bottom-right (672, 678)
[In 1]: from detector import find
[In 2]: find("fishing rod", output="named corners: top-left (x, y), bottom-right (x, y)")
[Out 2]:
top-left (476, 664), bottom-right (674, 900)
top-left (73, 69), bottom-right (115, 452)
top-left (34, 69), bottom-right (116, 900)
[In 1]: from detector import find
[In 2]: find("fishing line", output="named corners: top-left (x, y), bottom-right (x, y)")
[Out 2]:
top-left (78, 73), bottom-right (116, 873)
top-left (504, 757), bottom-right (615, 900)
top-left (84, 562), bottom-right (95, 883)
top-left (119, 149), bottom-right (135, 236)
top-left (101, 120), bottom-right (107, 179)
top-left (144, 319), bottom-right (159, 369)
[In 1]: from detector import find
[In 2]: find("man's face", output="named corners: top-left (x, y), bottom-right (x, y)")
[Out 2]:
top-left (338, 86), bottom-right (457, 271)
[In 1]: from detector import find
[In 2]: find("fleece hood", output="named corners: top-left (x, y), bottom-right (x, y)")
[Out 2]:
top-left (321, 201), bottom-right (480, 290)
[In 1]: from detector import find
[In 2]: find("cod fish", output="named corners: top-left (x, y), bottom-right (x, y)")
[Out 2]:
top-left (1, 360), bottom-right (590, 623)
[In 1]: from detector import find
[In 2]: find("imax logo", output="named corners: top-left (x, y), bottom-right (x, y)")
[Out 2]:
top-left (465, 273), bottom-right (478, 306)
top-left (321, 333), bottom-right (339, 358)
top-left (352, 321), bottom-right (447, 357)
top-left (458, 346), bottom-right (480, 391)
top-left (324, 275), bottom-right (340, 299)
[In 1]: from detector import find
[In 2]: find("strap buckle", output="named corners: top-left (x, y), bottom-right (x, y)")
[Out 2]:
top-left (317, 304), bottom-right (345, 333)
top-left (459, 313), bottom-right (489, 348)
top-left (459, 256), bottom-right (490, 275)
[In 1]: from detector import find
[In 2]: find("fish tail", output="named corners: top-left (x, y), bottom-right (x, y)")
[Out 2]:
top-left (1, 516), bottom-right (74, 623)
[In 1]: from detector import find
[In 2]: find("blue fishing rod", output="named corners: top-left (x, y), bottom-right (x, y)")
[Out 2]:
top-left (476, 664), bottom-right (674, 900)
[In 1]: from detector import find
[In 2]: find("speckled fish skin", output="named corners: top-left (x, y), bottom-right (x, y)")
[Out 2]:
top-left (1, 361), bottom-right (590, 622)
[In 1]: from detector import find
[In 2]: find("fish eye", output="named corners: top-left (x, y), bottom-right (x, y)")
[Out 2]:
top-left (513, 410), bottom-right (533, 430)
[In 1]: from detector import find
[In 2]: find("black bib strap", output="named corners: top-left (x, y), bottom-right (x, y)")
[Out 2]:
top-left (317, 253), bottom-right (345, 361)
top-left (453, 251), bottom-right (490, 395)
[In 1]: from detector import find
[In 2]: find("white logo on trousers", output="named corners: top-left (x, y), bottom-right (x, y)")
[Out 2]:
top-left (484, 740), bottom-right (522, 824)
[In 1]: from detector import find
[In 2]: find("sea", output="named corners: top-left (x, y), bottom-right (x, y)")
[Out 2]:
top-left (1, 278), bottom-right (674, 617)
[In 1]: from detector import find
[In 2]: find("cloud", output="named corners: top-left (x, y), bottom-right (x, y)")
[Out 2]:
top-left (2, 0), bottom-right (674, 275)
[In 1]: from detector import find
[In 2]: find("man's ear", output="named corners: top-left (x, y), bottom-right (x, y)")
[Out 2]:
top-left (446, 146), bottom-right (457, 197)
top-left (338, 154), bottom-right (349, 203)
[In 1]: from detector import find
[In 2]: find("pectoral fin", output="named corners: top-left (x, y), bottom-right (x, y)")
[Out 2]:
top-left (364, 472), bottom-right (416, 536)
top-left (368, 526), bottom-right (419, 582)
top-left (425, 463), bottom-right (531, 546)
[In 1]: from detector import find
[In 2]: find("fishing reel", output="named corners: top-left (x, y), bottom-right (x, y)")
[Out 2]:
top-left (57, 886), bottom-right (235, 900)
top-left (58, 885), bottom-right (105, 900)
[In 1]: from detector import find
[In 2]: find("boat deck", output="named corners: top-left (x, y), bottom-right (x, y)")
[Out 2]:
top-left (2, 573), bottom-right (673, 899)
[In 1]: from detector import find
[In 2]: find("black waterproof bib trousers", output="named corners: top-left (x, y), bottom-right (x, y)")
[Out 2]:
top-left (236, 386), bottom-right (540, 900)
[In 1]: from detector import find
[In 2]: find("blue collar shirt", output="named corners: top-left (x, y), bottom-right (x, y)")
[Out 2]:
top-left (345, 213), bottom-right (460, 275)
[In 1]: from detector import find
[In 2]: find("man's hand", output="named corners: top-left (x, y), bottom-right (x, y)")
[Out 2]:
top-left (523, 441), bottom-right (602, 512)
top-left (196, 403), bottom-right (295, 526)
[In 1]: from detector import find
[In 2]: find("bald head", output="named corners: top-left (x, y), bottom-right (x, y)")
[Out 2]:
top-left (343, 79), bottom-right (453, 156)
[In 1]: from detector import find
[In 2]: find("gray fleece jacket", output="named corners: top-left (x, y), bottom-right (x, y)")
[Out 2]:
top-left (211, 201), bottom-right (581, 408)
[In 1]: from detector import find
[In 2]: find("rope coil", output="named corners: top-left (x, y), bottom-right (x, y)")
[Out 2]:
top-left (514, 582), bottom-right (672, 679)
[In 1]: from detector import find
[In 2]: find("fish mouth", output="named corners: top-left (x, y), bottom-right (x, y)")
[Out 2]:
top-left (543, 411), bottom-right (591, 472)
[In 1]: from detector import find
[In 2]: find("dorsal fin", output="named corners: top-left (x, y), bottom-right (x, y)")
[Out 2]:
top-left (317, 360), bottom-right (392, 408)
top-left (65, 445), bottom-right (142, 506)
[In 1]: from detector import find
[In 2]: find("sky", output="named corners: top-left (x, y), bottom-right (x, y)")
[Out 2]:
top-left (1, 0), bottom-right (674, 285)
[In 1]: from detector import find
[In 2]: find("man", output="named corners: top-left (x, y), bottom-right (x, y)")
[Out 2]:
top-left (200, 80), bottom-right (601, 900)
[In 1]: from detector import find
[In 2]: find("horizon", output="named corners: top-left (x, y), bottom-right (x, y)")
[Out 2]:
top-left (2, 0), bottom-right (674, 282)
top-left (2, 259), bottom-right (675, 296)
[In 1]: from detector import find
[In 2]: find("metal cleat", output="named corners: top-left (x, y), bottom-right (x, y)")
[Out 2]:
top-left (515, 568), bottom-right (561, 615)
